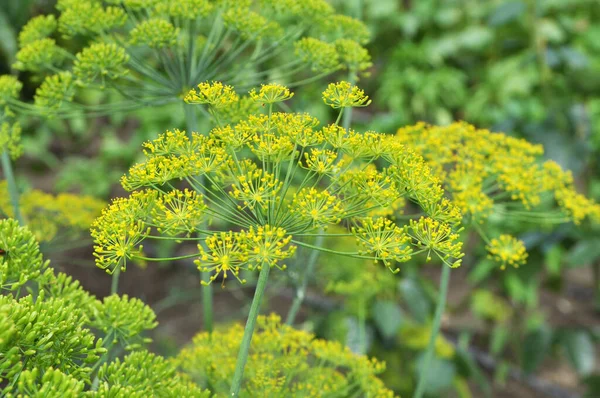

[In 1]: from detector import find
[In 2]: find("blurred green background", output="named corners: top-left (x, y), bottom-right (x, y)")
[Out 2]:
top-left (2, 0), bottom-right (600, 396)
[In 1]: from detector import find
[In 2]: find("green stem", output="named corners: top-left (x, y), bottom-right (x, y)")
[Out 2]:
top-left (413, 265), bottom-right (451, 398)
top-left (285, 233), bottom-right (324, 325)
top-left (202, 272), bottom-right (213, 332)
top-left (230, 263), bottom-right (271, 397)
top-left (111, 266), bottom-right (121, 295)
top-left (1, 151), bottom-right (23, 225)
top-left (341, 73), bottom-right (357, 130)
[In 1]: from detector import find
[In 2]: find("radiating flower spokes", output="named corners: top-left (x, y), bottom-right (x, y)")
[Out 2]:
top-left (91, 81), bottom-right (465, 284)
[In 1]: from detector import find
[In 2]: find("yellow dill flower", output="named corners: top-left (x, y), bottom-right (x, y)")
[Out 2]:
top-left (302, 148), bottom-right (344, 175)
top-left (250, 132), bottom-right (295, 162)
top-left (152, 189), bottom-right (207, 236)
top-left (196, 232), bottom-right (249, 286)
top-left (423, 197), bottom-right (463, 226)
top-left (409, 217), bottom-right (464, 267)
top-left (288, 188), bottom-right (344, 230)
top-left (184, 82), bottom-right (239, 108)
top-left (91, 190), bottom-right (156, 273)
top-left (486, 234), bottom-right (528, 270)
top-left (230, 169), bottom-right (282, 211)
top-left (178, 314), bottom-right (395, 397)
top-left (337, 166), bottom-right (398, 211)
top-left (0, 182), bottom-right (105, 242)
top-left (352, 217), bottom-right (412, 270)
top-left (91, 81), bottom-right (466, 284)
top-left (122, 155), bottom-right (191, 190)
top-left (322, 81), bottom-right (371, 109)
top-left (452, 189), bottom-right (494, 221)
top-left (272, 112), bottom-right (323, 147)
top-left (394, 121), bottom-right (600, 228)
top-left (249, 83), bottom-right (294, 104)
top-left (240, 225), bottom-right (295, 270)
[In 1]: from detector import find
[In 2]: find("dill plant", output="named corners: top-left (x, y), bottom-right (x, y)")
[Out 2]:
top-left (90, 81), bottom-right (464, 394)
top-left (395, 121), bottom-right (600, 397)
top-left (0, 218), bottom-right (204, 396)
top-left (0, 217), bottom-right (396, 395)
top-left (395, 121), bottom-right (600, 269)
top-left (0, 75), bottom-right (105, 246)
top-left (10, 0), bottom-right (371, 119)
top-left (10, 0), bottom-right (372, 327)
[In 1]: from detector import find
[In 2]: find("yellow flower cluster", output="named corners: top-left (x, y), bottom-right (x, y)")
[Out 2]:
top-left (184, 82), bottom-right (239, 109)
top-left (322, 81), bottom-right (371, 109)
top-left (395, 122), bottom-right (600, 225)
top-left (249, 83), bottom-right (294, 104)
top-left (353, 218), bottom-right (412, 270)
top-left (409, 217), bottom-right (464, 267)
top-left (177, 314), bottom-right (395, 397)
top-left (92, 82), bottom-right (464, 283)
top-left (486, 234), bottom-right (528, 270)
top-left (0, 181), bottom-right (105, 242)
top-left (289, 188), bottom-right (344, 229)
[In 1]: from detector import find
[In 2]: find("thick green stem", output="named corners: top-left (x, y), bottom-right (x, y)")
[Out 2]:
top-left (285, 233), bottom-right (324, 325)
top-left (230, 263), bottom-right (270, 396)
top-left (1, 151), bottom-right (23, 225)
top-left (414, 265), bottom-right (451, 398)
top-left (111, 266), bottom-right (121, 295)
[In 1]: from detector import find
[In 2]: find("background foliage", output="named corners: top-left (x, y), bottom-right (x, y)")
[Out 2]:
top-left (1, 0), bottom-right (599, 397)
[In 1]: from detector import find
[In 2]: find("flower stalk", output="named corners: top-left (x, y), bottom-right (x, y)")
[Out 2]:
top-left (285, 232), bottom-right (324, 325)
top-left (230, 262), bottom-right (271, 396)
top-left (413, 265), bottom-right (451, 398)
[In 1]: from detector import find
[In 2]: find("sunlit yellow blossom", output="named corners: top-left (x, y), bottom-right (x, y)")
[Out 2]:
top-left (240, 225), bottom-right (296, 270)
top-left (152, 189), bottom-right (207, 236)
top-left (184, 81), bottom-right (239, 108)
top-left (486, 234), bottom-right (528, 270)
top-left (322, 81), bottom-right (371, 109)
top-left (288, 188), bottom-right (344, 230)
top-left (249, 83), bottom-right (294, 104)
top-left (196, 232), bottom-right (249, 286)
top-left (409, 217), bottom-right (464, 267)
top-left (352, 217), bottom-right (412, 270)
top-left (178, 314), bottom-right (394, 397)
